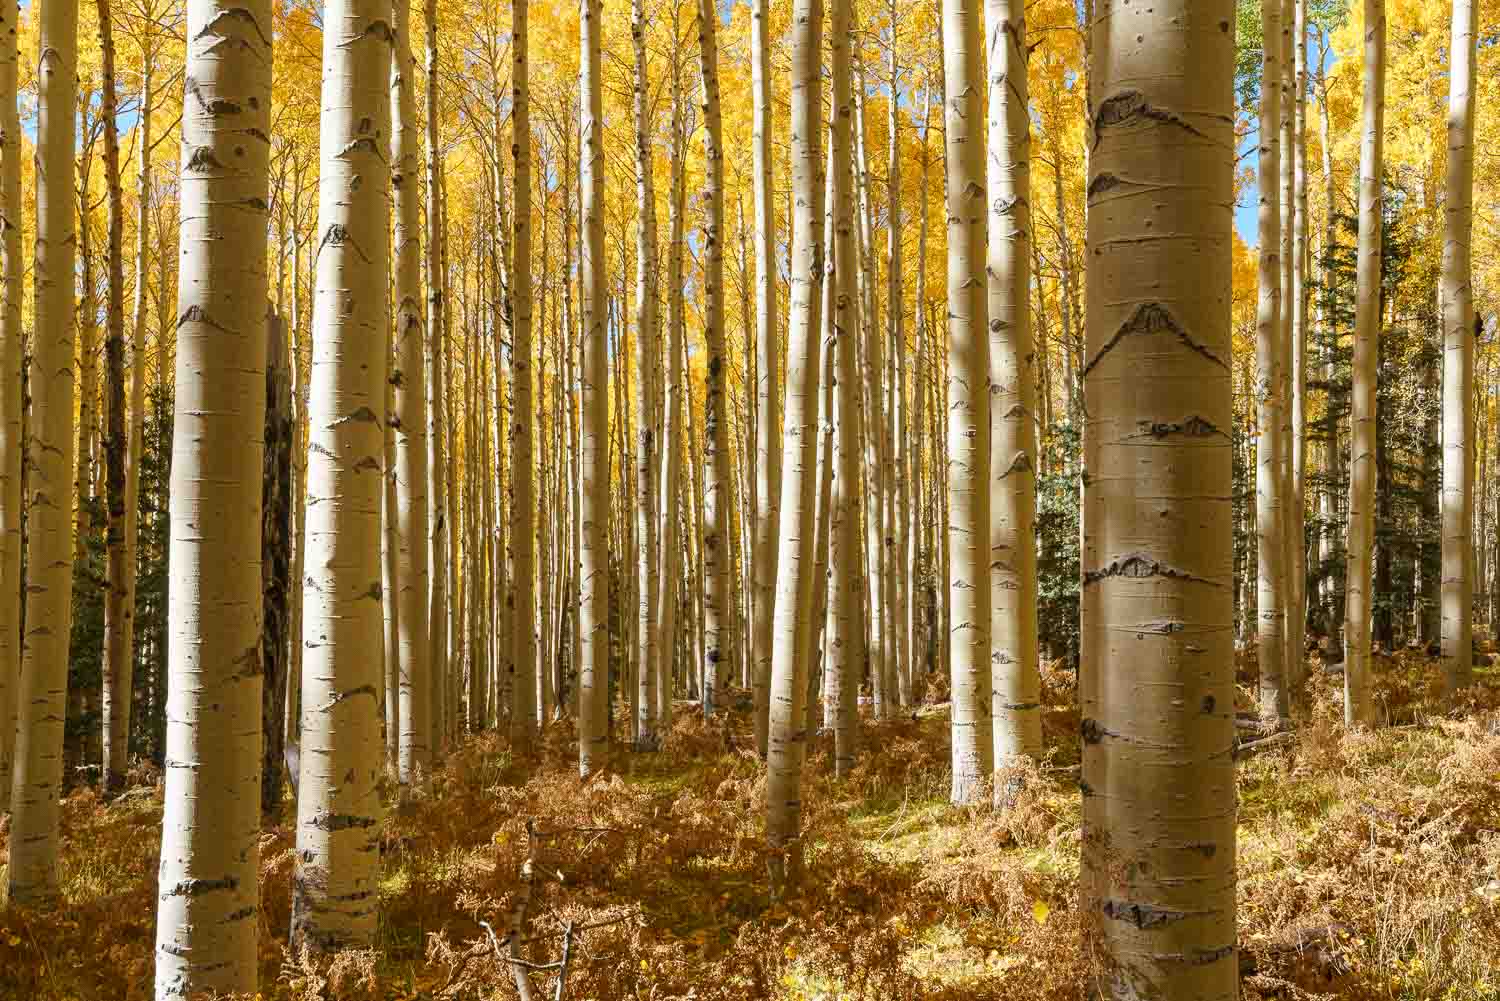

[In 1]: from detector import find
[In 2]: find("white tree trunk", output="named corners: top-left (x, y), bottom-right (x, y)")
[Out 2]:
top-left (0, 0), bottom-right (23, 814)
top-left (8, 0), bottom-right (79, 905)
top-left (291, 0), bottom-right (391, 950)
top-left (1440, 0), bottom-right (1476, 696)
top-left (152, 0), bottom-right (270, 991)
top-left (1079, 3), bottom-right (1238, 994)
top-left (941, 0), bottom-right (992, 805)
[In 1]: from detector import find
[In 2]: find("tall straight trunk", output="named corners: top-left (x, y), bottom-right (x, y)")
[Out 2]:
top-left (1080, 4), bottom-right (1237, 994)
top-left (908, 91), bottom-right (929, 684)
top-left (986, 0), bottom-right (1040, 769)
top-left (8, 0), bottom-right (78, 905)
top-left (697, 0), bottom-right (732, 719)
top-left (1289, 0), bottom-right (1308, 689)
top-left (657, 50), bottom-right (687, 737)
top-left (886, 10), bottom-right (910, 708)
top-left (0, 0), bottom-right (18, 814)
top-left (941, 0), bottom-right (991, 805)
top-left (577, 0), bottom-right (609, 776)
top-left (152, 0), bottom-right (270, 990)
top-left (765, 0), bottom-right (823, 895)
top-left (748, 0), bottom-right (778, 756)
top-left (292, 0), bottom-right (391, 950)
top-left (97, 0), bottom-right (131, 795)
top-left (382, 331), bottom-right (401, 761)
top-left (1255, 0), bottom-right (1289, 724)
top-left (425, 0), bottom-right (450, 759)
top-left (1440, 0), bottom-right (1476, 696)
top-left (511, 0), bottom-right (537, 746)
top-left (1343, 0), bottom-right (1383, 727)
top-left (827, 57), bottom-right (863, 775)
top-left (392, 0), bottom-right (430, 782)
top-left (631, 0), bottom-right (659, 750)
top-left (1278, 0), bottom-right (1297, 689)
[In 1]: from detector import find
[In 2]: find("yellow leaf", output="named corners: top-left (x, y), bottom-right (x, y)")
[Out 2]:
top-left (1031, 900), bottom-right (1050, 925)
top-left (6, 935), bottom-right (19, 947)
top-left (784, 943), bottom-right (797, 960)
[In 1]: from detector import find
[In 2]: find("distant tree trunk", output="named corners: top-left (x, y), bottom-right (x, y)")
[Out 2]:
top-left (1255, 0), bottom-right (1289, 724)
top-left (1344, 0), bottom-right (1383, 726)
top-left (510, 0), bottom-right (537, 748)
top-left (1440, 0), bottom-right (1476, 696)
top-left (9, 0), bottom-right (79, 906)
top-left (908, 91), bottom-right (930, 685)
top-left (986, 0), bottom-right (1040, 772)
top-left (1284, 0), bottom-right (1307, 691)
top-left (391, 0), bottom-right (430, 783)
top-left (263, 311), bottom-right (292, 815)
top-left (941, 0), bottom-right (992, 805)
top-left (97, 0), bottom-right (132, 796)
top-left (292, 0), bottom-right (391, 950)
top-left (0, 0), bottom-right (23, 813)
top-left (765, 0), bottom-right (824, 896)
top-left (886, 7), bottom-right (910, 708)
top-left (1079, 2), bottom-right (1238, 994)
top-left (152, 0), bottom-right (270, 991)
top-left (578, 0), bottom-right (609, 777)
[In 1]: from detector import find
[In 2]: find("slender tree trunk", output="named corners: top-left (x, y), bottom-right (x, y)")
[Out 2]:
top-left (291, 0), bottom-right (391, 950)
top-left (1440, 0), bottom-right (1476, 696)
top-left (96, 0), bottom-right (132, 796)
top-left (941, 0), bottom-right (992, 805)
top-left (886, 11), bottom-right (910, 708)
top-left (765, 0), bottom-right (824, 895)
top-left (1255, 0), bottom-right (1289, 724)
top-left (1343, 0), bottom-right (1384, 727)
top-left (908, 91), bottom-right (929, 686)
top-left (1079, 3), bottom-right (1238, 994)
top-left (0, 0), bottom-right (18, 815)
top-left (987, 0), bottom-right (1040, 773)
top-left (425, 0), bottom-right (450, 760)
top-left (8, 0), bottom-right (78, 905)
top-left (578, 0), bottom-right (609, 776)
top-left (392, 0), bottom-right (430, 782)
top-left (1289, 0), bottom-right (1308, 690)
top-left (263, 311), bottom-right (292, 812)
top-left (152, 0), bottom-right (270, 990)
top-left (657, 49), bottom-right (687, 738)
top-left (697, 0), bottom-right (732, 719)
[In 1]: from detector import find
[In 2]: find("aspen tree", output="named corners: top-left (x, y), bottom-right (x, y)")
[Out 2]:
top-left (152, 0), bottom-right (271, 990)
top-left (510, 0), bottom-right (537, 746)
top-left (631, 0), bottom-right (660, 750)
top-left (942, 0), bottom-right (992, 806)
top-left (1278, 0), bottom-right (1298, 690)
top-left (1289, 0), bottom-right (1308, 692)
top-left (292, 0), bottom-right (392, 949)
top-left (8, 0), bottom-right (78, 904)
top-left (1440, 0), bottom-right (1476, 698)
top-left (392, 0), bottom-right (431, 782)
top-left (986, 0), bottom-right (1040, 770)
top-left (425, 0), bottom-right (449, 761)
top-left (1080, 3), bottom-right (1237, 994)
top-left (765, 0), bottom-right (823, 894)
top-left (749, 0), bottom-right (778, 757)
top-left (96, 0), bottom-right (132, 796)
top-left (0, 0), bottom-right (21, 812)
top-left (657, 44), bottom-right (688, 737)
top-left (578, 0), bottom-right (609, 776)
top-left (1344, 0), bottom-right (1383, 727)
top-left (1255, 0), bottom-right (1289, 724)
top-left (696, 0), bottom-right (732, 718)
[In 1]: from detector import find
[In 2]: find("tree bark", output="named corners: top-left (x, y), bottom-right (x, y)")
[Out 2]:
top-left (1343, 0), bottom-right (1384, 727)
top-left (941, 0), bottom-right (992, 805)
top-left (291, 0), bottom-right (392, 950)
top-left (765, 0), bottom-right (824, 895)
top-left (0, 0), bottom-right (23, 814)
top-left (425, 0), bottom-right (450, 759)
top-left (1440, 0), bottom-right (1476, 696)
top-left (263, 311), bottom-right (292, 814)
top-left (986, 0), bottom-right (1040, 770)
top-left (1080, 3), bottom-right (1238, 994)
top-left (152, 0), bottom-right (270, 990)
top-left (9, 0), bottom-right (79, 906)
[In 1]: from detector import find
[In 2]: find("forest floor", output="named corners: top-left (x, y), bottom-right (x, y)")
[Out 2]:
top-left (2, 650), bottom-right (1500, 1001)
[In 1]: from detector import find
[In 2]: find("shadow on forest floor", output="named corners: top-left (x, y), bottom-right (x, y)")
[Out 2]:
top-left (3, 651), bottom-right (1500, 1000)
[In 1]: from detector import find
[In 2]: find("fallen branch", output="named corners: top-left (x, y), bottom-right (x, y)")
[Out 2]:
top-left (1236, 731), bottom-right (1296, 760)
